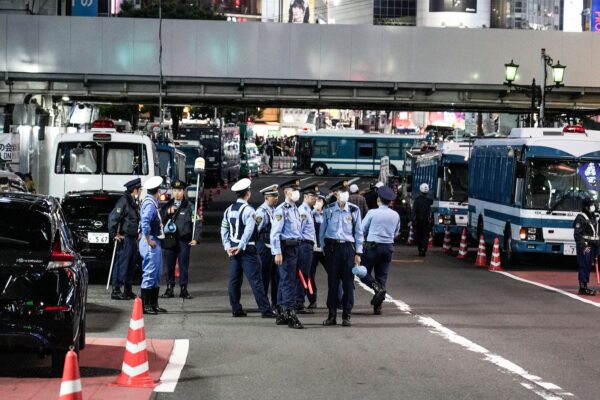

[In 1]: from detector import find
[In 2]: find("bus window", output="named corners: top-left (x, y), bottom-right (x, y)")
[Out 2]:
top-left (105, 143), bottom-right (148, 175)
top-left (55, 142), bottom-right (101, 174)
top-left (358, 142), bottom-right (374, 157)
top-left (158, 150), bottom-right (172, 177)
top-left (313, 140), bottom-right (329, 156)
top-left (442, 164), bottom-right (468, 202)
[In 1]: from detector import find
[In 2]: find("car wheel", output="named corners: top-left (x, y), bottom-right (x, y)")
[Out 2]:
top-left (313, 163), bottom-right (328, 176)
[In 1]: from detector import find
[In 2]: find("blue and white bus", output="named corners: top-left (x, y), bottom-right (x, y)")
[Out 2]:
top-left (295, 130), bottom-right (423, 176)
top-left (467, 126), bottom-right (600, 263)
top-left (411, 141), bottom-right (471, 241)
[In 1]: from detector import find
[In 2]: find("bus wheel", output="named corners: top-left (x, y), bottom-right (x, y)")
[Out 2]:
top-left (390, 165), bottom-right (398, 176)
top-left (313, 163), bottom-right (328, 176)
top-left (504, 226), bottom-right (519, 266)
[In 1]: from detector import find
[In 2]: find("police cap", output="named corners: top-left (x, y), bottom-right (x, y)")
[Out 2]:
top-left (317, 191), bottom-right (327, 200)
top-left (280, 178), bottom-right (301, 190)
top-left (582, 197), bottom-right (595, 208)
top-left (260, 184), bottom-right (279, 196)
top-left (378, 186), bottom-right (396, 201)
top-left (300, 184), bottom-right (319, 195)
top-left (329, 179), bottom-right (350, 192)
top-left (171, 179), bottom-right (188, 190)
top-left (124, 178), bottom-right (142, 191)
top-left (144, 176), bottom-right (163, 190)
top-left (231, 178), bottom-right (252, 193)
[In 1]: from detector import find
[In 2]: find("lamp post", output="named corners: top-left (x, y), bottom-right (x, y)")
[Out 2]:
top-left (504, 48), bottom-right (566, 127)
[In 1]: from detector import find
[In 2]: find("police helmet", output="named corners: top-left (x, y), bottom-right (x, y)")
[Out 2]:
top-left (419, 183), bottom-right (429, 193)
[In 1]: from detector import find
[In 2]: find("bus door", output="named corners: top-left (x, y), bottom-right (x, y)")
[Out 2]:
top-left (297, 137), bottom-right (312, 171)
top-left (356, 140), bottom-right (376, 174)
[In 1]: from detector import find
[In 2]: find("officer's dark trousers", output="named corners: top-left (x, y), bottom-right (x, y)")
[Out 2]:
top-left (360, 243), bottom-right (394, 289)
top-left (576, 246), bottom-right (598, 284)
top-left (112, 235), bottom-right (137, 288)
top-left (256, 240), bottom-right (277, 305)
top-left (164, 240), bottom-right (191, 286)
top-left (325, 242), bottom-right (355, 313)
top-left (415, 220), bottom-right (430, 253)
top-left (228, 246), bottom-right (271, 314)
top-left (308, 251), bottom-right (326, 304)
top-left (277, 245), bottom-right (298, 311)
top-left (296, 242), bottom-right (314, 304)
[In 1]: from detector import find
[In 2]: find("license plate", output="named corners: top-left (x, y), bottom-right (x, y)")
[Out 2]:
top-left (563, 244), bottom-right (577, 256)
top-left (88, 232), bottom-right (109, 244)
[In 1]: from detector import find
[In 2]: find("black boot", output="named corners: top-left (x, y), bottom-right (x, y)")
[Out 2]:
top-left (286, 309), bottom-right (304, 329)
top-left (142, 289), bottom-right (157, 315)
top-left (152, 288), bottom-right (168, 313)
top-left (579, 282), bottom-right (597, 296)
top-left (342, 311), bottom-right (352, 327)
top-left (323, 309), bottom-right (337, 326)
top-left (179, 285), bottom-right (193, 299)
top-left (370, 282), bottom-right (387, 307)
top-left (111, 287), bottom-right (127, 300)
top-left (295, 302), bottom-right (313, 314)
top-left (123, 285), bottom-right (137, 300)
top-left (374, 304), bottom-right (382, 315)
top-left (161, 284), bottom-right (175, 298)
top-left (275, 305), bottom-right (288, 325)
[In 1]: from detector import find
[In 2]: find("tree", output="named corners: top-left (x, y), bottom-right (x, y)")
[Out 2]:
top-left (119, 0), bottom-right (226, 20)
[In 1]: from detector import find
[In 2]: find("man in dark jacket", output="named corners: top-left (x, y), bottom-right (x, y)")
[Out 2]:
top-left (160, 180), bottom-right (201, 299)
top-left (413, 183), bottom-right (433, 257)
top-left (573, 197), bottom-right (599, 296)
top-left (108, 178), bottom-right (142, 300)
top-left (365, 181), bottom-right (384, 210)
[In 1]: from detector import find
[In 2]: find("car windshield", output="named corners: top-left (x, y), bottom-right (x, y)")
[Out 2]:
top-left (158, 150), bottom-right (172, 177)
top-left (62, 196), bottom-right (120, 220)
top-left (440, 163), bottom-right (468, 202)
top-left (0, 205), bottom-right (51, 252)
top-left (56, 142), bottom-right (149, 175)
top-left (247, 144), bottom-right (258, 157)
top-left (524, 159), bottom-right (600, 211)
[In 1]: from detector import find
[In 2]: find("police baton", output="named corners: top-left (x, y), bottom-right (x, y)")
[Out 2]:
top-left (596, 257), bottom-right (599, 285)
top-left (191, 157), bottom-right (206, 241)
top-left (106, 224), bottom-right (120, 290)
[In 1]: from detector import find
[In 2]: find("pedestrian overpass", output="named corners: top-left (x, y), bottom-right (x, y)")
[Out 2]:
top-left (1, 15), bottom-right (600, 112)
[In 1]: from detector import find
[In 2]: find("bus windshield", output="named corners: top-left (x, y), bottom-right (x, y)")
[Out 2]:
top-left (157, 150), bottom-right (172, 177)
top-left (441, 163), bottom-right (468, 202)
top-left (524, 159), bottom-right (600, 211)
top-left (56, 142), bottom-right (149, 175)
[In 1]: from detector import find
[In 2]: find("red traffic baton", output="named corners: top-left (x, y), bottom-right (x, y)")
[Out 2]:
top-left (307, 276), bottom-right (314, 296)
top-left (596, 258), bottom-right (599, 285)
top-left (298, 270), bottom-right (308, 289)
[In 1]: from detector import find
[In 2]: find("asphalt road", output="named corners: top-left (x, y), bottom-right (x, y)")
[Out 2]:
top-left (11, 173), bottom-right (600, 399)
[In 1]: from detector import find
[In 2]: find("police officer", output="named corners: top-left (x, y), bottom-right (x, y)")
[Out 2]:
top-left (413, 183), bottom-right (433, 257)
top-left (256, 184), bottom-right (280, 306)
top-left (574, 198), bottom-right (599, 296)
top-left (320, 180), bottom-right (364, 327)
top-left (220, 178), bottom-right (275, 318)
top-left (160, 180), bottom-right (201, 300)
top-left (271, 179), bottom-right (304, 329)
top-left (296, 184), bottom-right (318, 314)
top-left (307, 191), bottom-right (327, 309)
top-left (139, 176), bottom-right (168, 315)
top-left (360, 186), bottom-right (400, 314)
top-left (365, 181), bottom-right (384, 210)
top-left (108, 178), bottom-right (142, 300)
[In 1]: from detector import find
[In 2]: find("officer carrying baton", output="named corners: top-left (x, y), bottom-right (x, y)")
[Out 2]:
top-left (191, 157), bottom-right (206, 241)
top-left (106, 223), bottom-right (120, 290)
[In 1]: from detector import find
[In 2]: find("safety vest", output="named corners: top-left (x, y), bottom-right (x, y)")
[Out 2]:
top-left (226, 202), bottom-right (258, 247)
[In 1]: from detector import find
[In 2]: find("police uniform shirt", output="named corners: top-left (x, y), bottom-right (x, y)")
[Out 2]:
top-left (140, 194), bottom-right (162, 237)
top-left (256, 203), bottom-right (275, 234)
top-left (220, 199), bottom-right (257, 251)
top-left (319, 202), bottom-right (364, 254)
top-left (108, 193), bottom-right (140, 237)
top-left (574, 212), bottom-right (600, 249)
top-left (312, 209), bottom-right (324, 251)
top-left (363, 205), bottom-right (400, 244)
top-left (270, 200), bottom-right (302, 256)
top-left (298, 202), bottom-right (316, 243)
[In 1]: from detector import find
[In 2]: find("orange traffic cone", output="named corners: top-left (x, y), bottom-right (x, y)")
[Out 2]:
top-left (427, 232), bottom-right (434, 249)
top-left (58, 349), bottom-right (83, 400)
top-left (488, 237), bottom-right (503, 271)
top-left (442, 225), bottom-right (452, 253)
top-left (456, 228), bottom-right (468, 260)
top-left (407, 224), bottom-right (415, 246)
top-left (474, 234), bottom-right (487, 268)
top-left (115, 297), bottom-right (155, 388)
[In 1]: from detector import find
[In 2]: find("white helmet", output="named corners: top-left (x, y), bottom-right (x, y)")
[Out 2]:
top-left (419, 183), bottom-right (429, 193)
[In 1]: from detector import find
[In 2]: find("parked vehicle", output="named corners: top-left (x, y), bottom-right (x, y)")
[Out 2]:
top-left (173, 139), bottom-right (205, 199)
top-left (0, 192), bottom-right (88, 376)
top-left (0, 170), bottom-right (27, 192)
top-left (156, 142), bottom-right (187, 203)
top-left (245, 142), bottom-right (261, 177)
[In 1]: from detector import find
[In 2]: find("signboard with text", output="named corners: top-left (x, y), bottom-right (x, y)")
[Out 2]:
top-left (593, 0), bottom-right (600, 32)
top-left (72, 0), bottom-right (98, 17)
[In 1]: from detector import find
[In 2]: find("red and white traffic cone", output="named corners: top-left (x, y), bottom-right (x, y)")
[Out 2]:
top-left (488, 237), bottom-right (503, 271)
top-left (58, 348), bottom-right (83, 400)
top-left (474, 234), bottom-right (487, 268)
top-left (456, 228), bottom-right (468, 260)
top-left (442, 225), bottom-right (452, 253)
top-left (115, 297), bottom-right (155, 388)
top-left (407, 224), bottom-right (415, 246)
top-left (427, 232), bottom-right (434, 249)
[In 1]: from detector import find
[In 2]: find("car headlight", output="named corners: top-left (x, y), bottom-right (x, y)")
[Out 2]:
top-left (519, 227), bottom-right (543, 241)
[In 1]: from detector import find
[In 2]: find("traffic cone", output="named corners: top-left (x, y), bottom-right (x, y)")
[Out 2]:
top-left (456, 228), bottom-right (468, 260)
top-left (407, 224), bottom-right (415, 246)
top-left (115, 297), bottom-right (155, 388)
top-left (58, 349), bottom-right (83, 400)
top-left (427, 232), bottom-right (434, 249)
top-left (488, 237), bottom-right (503, 271)
top-left (442, 225), bottom-right (452, 253)
top-left (474, 234), bottom-right (487, 268)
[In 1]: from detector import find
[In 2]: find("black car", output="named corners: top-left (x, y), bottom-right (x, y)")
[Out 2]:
top-left (61, 191), bottom-right (122, 273)
top-left (0, 192), bottom-right (88, 376)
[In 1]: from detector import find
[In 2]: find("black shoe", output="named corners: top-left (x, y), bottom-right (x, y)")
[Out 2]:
top-left (232, 309), bottom-right (248, 317)
top-left (152, 288), bottom-right (168, 313)
top-left (179, 285), bottom-right (193, 299)
top-left (111, 288), bottom-right (128, 300)
top-left (342, 312), bottom-right (352, 327)
top-left (323, 310), bottom-right (337, 326)
top-left (579, 287), bottom-right (597, 296)
top-left (370, 283), bottom-right (387, 307)
top-left (287, 309), bottom-right (304, 329)
top-left (307, 302), bottom-right (317, 310)
top-left (275, 305), bottom-right (287, 325)
top-left (161, 284), bottom-right (175, 299)
top-left (295, 303), bottom-right (313, 314)
top-left (123, 285), bottom-right (137, 300)
top-left (374, 304), bottom-right (382, 315)
top-left (261, 309), bottom-right (276, 318)
top-left (141, 289), bottom-right (158, 315)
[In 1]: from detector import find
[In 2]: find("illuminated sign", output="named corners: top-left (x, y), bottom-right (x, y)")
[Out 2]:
top-left (429, 0), bottom-right (477, 13)
top-left (593, 0), bottom-right (600, 32)
top-left (72, 0), bottom-right (98, 17)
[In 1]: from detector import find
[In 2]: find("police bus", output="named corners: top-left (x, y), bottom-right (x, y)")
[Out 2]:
top-left (295, 129), bottom-right (423, 176)
top-left (411, 140), bottom-right (471, 242)
top-left (467, 126), bottom-right (600, 264)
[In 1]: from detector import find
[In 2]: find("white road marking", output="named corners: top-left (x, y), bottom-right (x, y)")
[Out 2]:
top-left (356, 279), bottom-right (576, 400)
top-left (155, 339), bottom-right (190, 393)
top-left (494, 271), bottom-right (600, 309)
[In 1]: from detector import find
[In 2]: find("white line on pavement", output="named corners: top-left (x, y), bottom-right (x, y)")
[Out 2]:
top-left (356, 278), bottom-right (576, 400)
top-left (155, 339), bottom-right (190, 393)
top-left (494, 271), bottom-right (600, 309)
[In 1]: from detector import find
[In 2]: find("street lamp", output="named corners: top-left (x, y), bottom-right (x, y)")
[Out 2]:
top-left (503, 48), bottom-right (566, 127)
